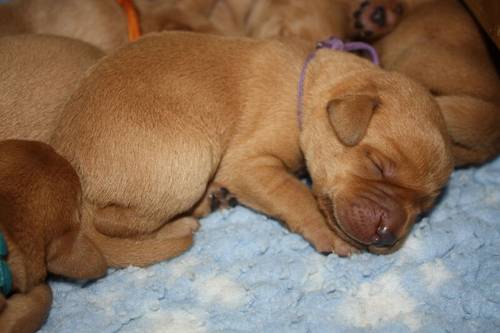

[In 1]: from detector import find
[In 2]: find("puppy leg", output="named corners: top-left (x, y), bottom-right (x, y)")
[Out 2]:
top-left (222, 156), bottom-right (357, 256)
top-left (0, 284), bottom-right (52, 333)
top-left (59, 131), bottom-right (217, 240)
top-left (160, 216), bottom-right (200, 238)
top-left (437, 95), bottom-right (500, 166)
top-left (83, 215), bottom-right (198, 268)
top-left (91, 204), bottom-right (169, 238)
top-left (46, 230), bottom-right (107, 280)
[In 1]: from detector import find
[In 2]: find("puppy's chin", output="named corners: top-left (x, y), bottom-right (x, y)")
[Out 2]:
top-left (317, 195), bottom-right (404, 255)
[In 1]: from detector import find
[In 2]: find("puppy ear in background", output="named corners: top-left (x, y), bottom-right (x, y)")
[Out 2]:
top-left (0, 284), bottom-right (52, 333)
top-left (46, 231), bottom-right (107, 280)
top-left (327, 93), bottom-right (380, 146)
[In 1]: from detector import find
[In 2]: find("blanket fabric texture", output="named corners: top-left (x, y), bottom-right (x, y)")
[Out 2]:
top-left (38, 157), bottom-right (500, 333)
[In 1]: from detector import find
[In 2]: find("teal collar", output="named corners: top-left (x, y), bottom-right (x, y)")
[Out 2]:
top-left (0, 232), bottom-right (13, 296)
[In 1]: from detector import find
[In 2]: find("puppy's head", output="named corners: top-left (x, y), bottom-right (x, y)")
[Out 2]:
top-left (300, 71), bottom-right (453, 253)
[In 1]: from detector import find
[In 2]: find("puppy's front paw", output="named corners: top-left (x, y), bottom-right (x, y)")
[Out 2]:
top-left (304, 226), bottom-right (359, 257)
top-left (352, 0), bottom-right (404, 40)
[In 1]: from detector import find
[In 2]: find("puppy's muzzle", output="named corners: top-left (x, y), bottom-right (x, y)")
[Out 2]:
top-left (320, 194), bottom-right (408, 251)
top-left (340, 194), bottom-right (405, 246)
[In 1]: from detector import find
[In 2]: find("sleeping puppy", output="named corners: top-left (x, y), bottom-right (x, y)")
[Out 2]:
top-left (0, 34), bottom-right (104, 143)
top-left (0, 34), bottom-right (197, 268)
top-left (208, 0), bottom-right (405, 41)
top-left (0, 0), bottom-right (128, 52)
top-left (375, 0), bottom-right (500, 166)
top-left (0, 139), bottom-right (107, 333)
top-left (0, 0), bottom-right (403, 52)
top-left (50, 32), bottom-right (453, 264)
top-left (0, 0), bottom-right (219, 52)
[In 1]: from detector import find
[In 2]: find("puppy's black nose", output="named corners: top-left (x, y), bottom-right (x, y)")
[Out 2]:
top-left (371, 225), bottom-right (397, 247)
top-left (370, 6), bottom-right (386, 27)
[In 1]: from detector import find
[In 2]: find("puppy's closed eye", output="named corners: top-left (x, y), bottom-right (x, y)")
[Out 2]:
top-left (367, 152), bottom-right (384, 178)
top-left (366, 149), bottom-right (397, 180)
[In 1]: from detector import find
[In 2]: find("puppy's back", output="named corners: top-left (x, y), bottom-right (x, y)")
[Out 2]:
top-left (51, 31), bottom-right (303, 159)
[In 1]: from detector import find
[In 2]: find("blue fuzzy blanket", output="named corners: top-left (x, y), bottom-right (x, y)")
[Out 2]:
top-left (38, 157), bottom-right (500, 333)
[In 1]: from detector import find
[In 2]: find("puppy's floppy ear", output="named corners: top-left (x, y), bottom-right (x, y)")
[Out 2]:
top-left (327, 93), bottom-right (380, 146)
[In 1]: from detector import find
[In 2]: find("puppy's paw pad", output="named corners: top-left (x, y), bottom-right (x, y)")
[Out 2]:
top-left (352, 0), bottom-right (404, 39)
top-left (209, 187), bottom-right (239, 212)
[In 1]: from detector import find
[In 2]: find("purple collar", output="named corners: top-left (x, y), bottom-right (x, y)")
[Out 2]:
top-left (296, 37), bottom-right (379, 129)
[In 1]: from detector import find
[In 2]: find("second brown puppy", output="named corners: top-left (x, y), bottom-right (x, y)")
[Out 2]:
top-left (0, 140), bottom-right (107, 333)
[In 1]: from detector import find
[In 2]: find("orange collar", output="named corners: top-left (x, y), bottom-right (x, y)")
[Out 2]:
top-left (117, 0), bottom-right (141, 42)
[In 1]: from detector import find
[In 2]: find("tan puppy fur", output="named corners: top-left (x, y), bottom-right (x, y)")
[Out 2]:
top-left (209, 0), bottom-right (405, 41)
top-left (0, 0), bottom-right (221, 52)
top-left (0, 0), bottom-right (404, 52)
top-left (136, 0), bottom-right (220, 34)
top-left (0, 34), bottom-right (104, 143)
top-left (375, 0), bottom-right (500, 166)
top-left (0, 35), bottom-right (197, 268)
top-left (0, 0), bottom-right (128, 52)
top-left (0, 139), bottom-right (107, 333)
top-left (51, 32), bottom-right (453, 264)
